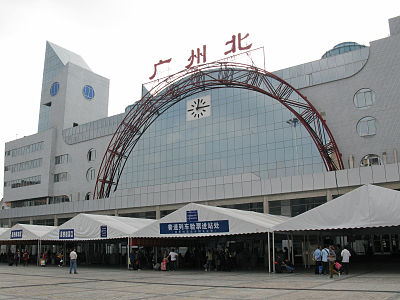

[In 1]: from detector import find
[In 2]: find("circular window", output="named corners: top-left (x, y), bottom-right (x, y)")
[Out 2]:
top-left (50, 82), bottom-right (59, 96)
top-left (356, 116), bottom-right (376, 137)
top-left (354, 88), bottom-right (375, 109)
top-left (82, 85), bottom-right (95, 100)
top-left (86, 168), bottom-right (96, 182)
top-left (87, 148), bottom-right (96, 162)
top-left (360, 154), bottom-right (381, 167)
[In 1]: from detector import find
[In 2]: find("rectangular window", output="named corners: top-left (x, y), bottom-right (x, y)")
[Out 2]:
top-left (55, 154), bottom-right (69, 165)
top-left (5, 158), bottom-right (42, 173)
top-left (9, 142), bottom-right (43, 158)
top-left (54, 172), bottom-right (68, 183)
top-left (5, 175), bottom-right (41, 189)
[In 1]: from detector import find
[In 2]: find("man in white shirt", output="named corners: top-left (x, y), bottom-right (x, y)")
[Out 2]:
top-left (69, 249), bottom-right (78, 274)
top-left (341, 246), bottom-right (351, 275)
top-left (168, 248), bottom-right (178, 271)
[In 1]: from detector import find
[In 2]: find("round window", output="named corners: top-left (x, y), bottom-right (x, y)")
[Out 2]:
top-left (360, 154), bottom-right (381, 167)
top-left (50, 82), bottom-right (59, 96)
top-left (353, 88), bottom-right (375, 109)
top-left (82, 85), bottom-right (95, 100)
top-left (356, 116), bottom-right (377, 137)
top-left (86, 168), bottom-right (96, 182)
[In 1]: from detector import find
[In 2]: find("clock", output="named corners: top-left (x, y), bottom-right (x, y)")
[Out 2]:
top-left (186, 95), bottom-right (211, 121)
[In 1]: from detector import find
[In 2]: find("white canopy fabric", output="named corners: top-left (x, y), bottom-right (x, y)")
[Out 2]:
top-left (42, 213), bottom-right (155, 241)
top-left (133, 203), bottom-right (289, 238)
top-left (0, 228), bottom-right (9, 238)
top-left (273, 184), bottom-right (400, 232)
top-left (0, 224), bottom-right (55, 241)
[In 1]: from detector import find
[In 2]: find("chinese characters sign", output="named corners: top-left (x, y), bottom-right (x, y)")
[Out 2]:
top-left (100, 225), bottom-right (107, 238)
top-left (186, 210), bottom-right (199, 222)
top-left (10, 230), bottom-right (23, 239)
top-left (160, 220), bottom-right (229, 234)
top-left (59, 229), bottom-right (74, 239)
top-left (149, 32), bottom-right (252, 80)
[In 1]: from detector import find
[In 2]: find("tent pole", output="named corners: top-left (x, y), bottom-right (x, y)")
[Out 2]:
top-left (127, 237), bottom-right (129, 270)
top-left (63, 242), bottom-right (66, 266)
top-left (306, 233), bottom-right (310, 269)
top-left (291, 233), bottom-right (294, 266)
top-left (37, 240), bottom-right (39, 266)
top-left (286, 233), bottom-right (290, 260)
top-left (303, 234), bottom-right (306, 269)
top-left (267, 232), bottom-right (271, 273)
top-left (272, 232), bottom-right (275, 273)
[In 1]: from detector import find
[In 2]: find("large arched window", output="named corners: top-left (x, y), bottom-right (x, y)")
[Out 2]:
top-left (356, 116), bottom-right (376, 137)
top-left (360, 154), bottom-right (382, 167)
top-left (354, 88), bottom-right (375, 109)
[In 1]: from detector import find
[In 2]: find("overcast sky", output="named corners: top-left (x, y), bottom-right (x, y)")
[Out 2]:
top-left (0, 0), bottom-right (398, 198)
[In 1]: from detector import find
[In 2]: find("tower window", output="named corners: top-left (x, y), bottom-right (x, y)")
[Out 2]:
top-left (356, 116), bottom-right (376, 137)
top-left (87, 148), bottom-right (96, 162)
top-left (354, 88), bottom-right (375, 109)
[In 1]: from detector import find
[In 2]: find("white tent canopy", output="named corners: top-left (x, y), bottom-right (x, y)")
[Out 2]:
top-left (0, 224), bottom-right (55, 241)
top-left (133, 203), bottom-right (289, 238)
top-left (42, 213), bottom-right (155, 241)
top-left (273, 184), bottom-right (400, 232)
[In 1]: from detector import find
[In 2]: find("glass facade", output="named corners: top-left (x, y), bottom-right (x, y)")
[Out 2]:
top-left (322, 42), bottom-right (366, 59)
top-left (269, 197), bottom-right (326, 217)
top-left (117, 88), bottom-right (325, 190)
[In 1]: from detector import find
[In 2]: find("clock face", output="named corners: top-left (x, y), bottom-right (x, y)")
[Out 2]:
top-left (186, 95), bottom-right (211, 121)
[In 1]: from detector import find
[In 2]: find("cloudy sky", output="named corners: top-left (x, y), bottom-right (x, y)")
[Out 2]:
top-left (0, 0), bottom-right (398, 198)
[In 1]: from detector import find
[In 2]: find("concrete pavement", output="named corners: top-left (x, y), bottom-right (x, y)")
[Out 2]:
top-left (0, 264), bottom-right (399, 299)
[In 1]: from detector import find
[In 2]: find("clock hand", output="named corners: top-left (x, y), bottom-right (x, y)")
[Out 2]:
top-left (197, 105), bottom-right (210, 109)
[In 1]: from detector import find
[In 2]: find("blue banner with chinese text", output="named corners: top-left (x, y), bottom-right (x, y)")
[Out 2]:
top-left (160, 220), bottom-right (229, 234)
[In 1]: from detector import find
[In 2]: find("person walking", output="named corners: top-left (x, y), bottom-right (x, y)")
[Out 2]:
top-left (57, 251), bottom-right (63, 267)
top-left (341, 246), bottom-right (351, 275)
top-left (328, 245), bottom-right (339, 278)
top-left (22, 250), bottom-right (29, 266)
top-left (168, 248), bottom-right (178, 271)
top-left (205, 249), bottom-right (213, 271)
top-left (321, 246), bottom-right (329, 275)
top-left (313, 245), bottom-right (322, 275)
top-left (69, 249), bottom-right (78, 274)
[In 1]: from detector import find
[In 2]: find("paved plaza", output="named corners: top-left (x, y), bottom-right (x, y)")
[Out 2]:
top-left (0, 264), bottom-right (399, 299)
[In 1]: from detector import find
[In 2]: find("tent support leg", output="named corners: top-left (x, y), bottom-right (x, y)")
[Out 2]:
top-left (127, 237), bottom-right (130, 270)
top-left (272, 232), bottom-right (275, 273)
top-left (268, 232), bottom-right (271, 273)
top-left (291, 233), bottom-right (294, 266)
top-left (306, 233), bottom-right (310, 269)
top-left (37, 240), bottom-right (39, 266)
top-left (303, 235), bottom-right (306, 269)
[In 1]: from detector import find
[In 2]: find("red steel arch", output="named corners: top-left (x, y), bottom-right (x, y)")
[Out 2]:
top-left (94, 62), bottom-right (344, 199)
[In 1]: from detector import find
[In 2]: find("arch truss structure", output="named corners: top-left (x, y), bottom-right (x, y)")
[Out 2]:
top-left (94, 62), bottom-right (344, 199)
